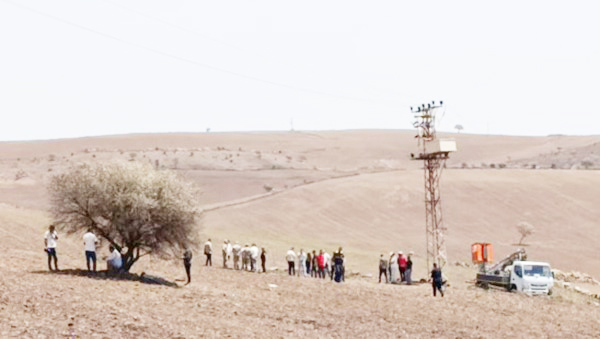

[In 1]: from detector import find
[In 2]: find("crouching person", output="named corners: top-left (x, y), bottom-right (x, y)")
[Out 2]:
top-left (106, 245), bottom-right (123, 273)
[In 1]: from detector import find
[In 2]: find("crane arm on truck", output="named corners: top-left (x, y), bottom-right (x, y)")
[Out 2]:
top-left (482, 248), bottom-right (527, 274)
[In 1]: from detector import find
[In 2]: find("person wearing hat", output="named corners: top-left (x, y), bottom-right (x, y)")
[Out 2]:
top-left (406, 251), bottom-right (414, 285)
top-left (398, 251), bottom-right (407, 282)
top-left (379, 254), bottom-right (388, 283)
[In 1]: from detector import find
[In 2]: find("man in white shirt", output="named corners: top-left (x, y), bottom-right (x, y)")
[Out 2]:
top-left (226, 240), bottom-right (233, 264)
top-left (222, 240), bottom-right (229, 268)
top-left (241, 244), bottom-right (250, 271)
top-left (204, 239), bottom-right (212, 266)
top-left (323, 251), bottom-right (332, 280)
top-left (232, 242), bottom-right (242, 270)
top-left (250, 244), bottom-right (259, 272)
top-left (298, 249), bottom-right (307, 277)
top-left (286, 247), bottom-right (297, 276)
top-left (44, 225), bottom-right (59, 271)
top-left (106, 245), bottom-right (122, 272)
top-left (83, 229), bottom-right (99, 272)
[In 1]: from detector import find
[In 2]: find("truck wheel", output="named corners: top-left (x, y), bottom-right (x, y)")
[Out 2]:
top-left (509, 284), bottom-right (517, 292)
top-left (548, 289), bottom-right (553, 296)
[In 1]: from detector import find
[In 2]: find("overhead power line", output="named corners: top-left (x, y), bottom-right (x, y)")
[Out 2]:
top-left (1, 0), bottom-right (397, 104)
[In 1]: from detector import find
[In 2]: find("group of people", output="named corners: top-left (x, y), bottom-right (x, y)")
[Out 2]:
top-left (285, 247), bottom-right (346, 283)
top-left (44, 226), bottom-right (445, 296)
top-left (202, 239), bottom-right (268, 273)
top-left (378, 250), bottom-right (446, 297)
top-left (379, 251), bottom-right (414, 285)
top-left (43, 225), bottom-right (123, 273)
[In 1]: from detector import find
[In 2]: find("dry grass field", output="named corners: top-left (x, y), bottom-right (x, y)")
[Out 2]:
top-left (1, 130), bottom-right (600, 338)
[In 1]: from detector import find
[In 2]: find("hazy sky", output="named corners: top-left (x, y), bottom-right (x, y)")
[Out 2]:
top-left (1, 0), bottom-right (599, 141)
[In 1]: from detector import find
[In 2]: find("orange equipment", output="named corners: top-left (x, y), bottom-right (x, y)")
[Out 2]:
top-left (471, 243), bottom-right (494, 264)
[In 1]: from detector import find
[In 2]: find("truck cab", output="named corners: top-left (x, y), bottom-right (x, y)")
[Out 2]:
top-left (507, 261), bottom-right (554, 295)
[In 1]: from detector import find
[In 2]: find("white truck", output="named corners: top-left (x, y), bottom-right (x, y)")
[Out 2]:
top-left (476, 249), bottom-right (554, 295)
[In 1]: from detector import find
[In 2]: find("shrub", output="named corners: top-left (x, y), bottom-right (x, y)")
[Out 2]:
top-left (516, 221), bottom-right (534, 245)
top-left (48, 161), bottom-right (200, 272)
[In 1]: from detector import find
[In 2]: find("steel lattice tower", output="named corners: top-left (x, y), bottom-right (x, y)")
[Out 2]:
top-left (411, 101), bottom-right (452, 270)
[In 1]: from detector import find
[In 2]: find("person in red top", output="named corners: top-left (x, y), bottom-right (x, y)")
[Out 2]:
top-left (317, 250), bottom-right (326, 279)
top-left (397, 251), bottom-right (407, 282)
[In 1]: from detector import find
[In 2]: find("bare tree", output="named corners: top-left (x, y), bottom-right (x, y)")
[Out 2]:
top-left (516, 221), bottom-right (534, 245)
top-left (49, 161), bottom-right (200, 272)
top-left (454, 124), bottom-right (464, 133)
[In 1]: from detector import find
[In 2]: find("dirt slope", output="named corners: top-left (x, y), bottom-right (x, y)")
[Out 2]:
top-left (1, 130), bottom-right (600, 338)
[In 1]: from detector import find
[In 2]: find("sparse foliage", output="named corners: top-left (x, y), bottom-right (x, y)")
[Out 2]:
top-left (49, 161), bottom-right (200, 272)
top-left (15, 169), bottom-right (27, 181)
top-left (455, 124), bottom-right (464, 133)
top-left (516, 221), bottom-right (534, 245)
top-left (581, 160), bottom-right (594, 169)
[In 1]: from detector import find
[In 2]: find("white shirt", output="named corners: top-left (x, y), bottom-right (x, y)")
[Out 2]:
top-left (298, 252), bottom-right (307, 262)
top-left (83, 232), bottom-right (98, 252)
top-left (227, 243), bottom-right (233, 256)
top-left (45, 231), bottom-right (58, 248)
top-left (286, 250), bottom-right (296, 262)
top-left (232, 244), bottom-right (241, 255)
top-left (107, 249), bottom-right (122, 268)
top-left (250, 246), bottom-right (259, 259)
top-left (324, 252), bottom-right (331, 266)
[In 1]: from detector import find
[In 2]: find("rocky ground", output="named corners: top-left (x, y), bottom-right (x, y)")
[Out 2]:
top-left (1, 251), bottom-right (600, 338)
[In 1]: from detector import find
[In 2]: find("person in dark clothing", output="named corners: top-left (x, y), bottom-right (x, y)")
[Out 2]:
top-left (379, 254), bottom-right (388, 283)
top-left (406, 253), bottom-right (413, 285)
top-left (204, 239), bottom-right (212, 266)
top-left (183, 248), bottom-right (193, 285)
top-left (311, 250), bottom-right (318, 278)
top-left (306, 252), bottom-right (312, 275)
top-left (333, 249), bottom-right (345, 283)
top-left (260, 247), bottom-right (267, 273)
top-left (431, 263), bottom-right (444, 297)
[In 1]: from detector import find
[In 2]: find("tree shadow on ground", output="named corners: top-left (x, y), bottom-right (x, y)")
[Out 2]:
top-left (31, 269), bottom-right (179, 288)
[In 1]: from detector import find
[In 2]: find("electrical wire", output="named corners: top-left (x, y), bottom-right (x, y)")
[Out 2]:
top-left (1, 0), bottom-right (397, 104)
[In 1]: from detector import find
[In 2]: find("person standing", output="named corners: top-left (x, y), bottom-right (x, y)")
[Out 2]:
top-left (311, 250), bottom-right (318, 278)
top-left (333, 248), bottom-right (345, 283)
top-left (232, 242), bottom-right (242, 270)
top-left (323, 251), bottom-right (332, 280)
top-left (406, 252), bottom-right (414, 285)
top-left (431, 263), bottom-right (444, 297)
top-left (398, 251), bottom-right (407, 282)
top-left (241, 244), bottom-right (250, 271)
top-left (260, 247), bottom-right (267, 273)
top-left (204, 238), bottom-right (212, 266)
top-left (82, 229), bottom-right (99, 272)
top-left (306, 251), bottom-right (312, 276)
top-left (222, 240), bottom-right (229, 268)
top-left (286, 247), bottom-right (296, 276)
top-left (297, 249), bottom-right (307, 277)
top-left (317, 250), bottom-right (326, 279)
top-left (44, 225), bottom-right (59, 271)
top-left (183, 247), bottom-right (193, 285)
top-left (379, 254), bottom-right (388, 283)
top-left (250, 243), bottom-right (259, 272)
top-left (226, 240), bottom-right (233, 265)
top-left (388, 252), bottom-right (395, 283)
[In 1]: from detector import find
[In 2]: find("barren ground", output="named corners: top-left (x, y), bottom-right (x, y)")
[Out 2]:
top-left (1, 130), bottom-right (599, 338)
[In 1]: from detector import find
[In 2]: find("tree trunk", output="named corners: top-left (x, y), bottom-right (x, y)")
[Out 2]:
top-left (122, 247), bottom-right (136, 273)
